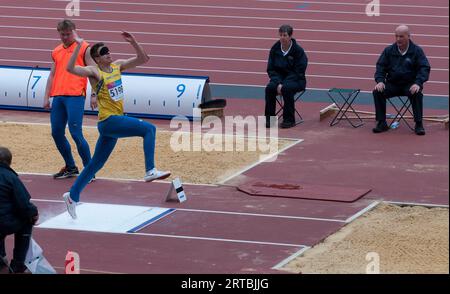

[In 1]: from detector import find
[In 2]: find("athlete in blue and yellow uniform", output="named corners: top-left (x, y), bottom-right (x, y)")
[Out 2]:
top-left (63, 31), bottom-right (171, 219)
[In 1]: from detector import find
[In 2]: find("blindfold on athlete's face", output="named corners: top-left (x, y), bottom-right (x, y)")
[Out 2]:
top-left (98, 46), bottom-right (110, 56)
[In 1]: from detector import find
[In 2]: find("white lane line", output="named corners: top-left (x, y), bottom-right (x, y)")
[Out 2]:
top-left (0, 5), bottom-right (448, 24)
top-left (256, 0), bottom-right (449, 9)
top-left (0, 22), bottom-right (447, 39)
top-left (0, 35), bottom-right (448, 59)
top-left (2, 33), bottom-right (448, 49)
top-left (1, 47), bottom-right (448, 71)
top-left (0, 13), bottom-right (447, 29)
top-left (45, 1), bottom-right (450, 18)
top-left (31, 198), bottom-right (348, 223)
top-left (37, 222), bottom-right (307, 247)
top-left (132, 231), bottom-right (307, 247)
top-left (218, 139), bottom-right (303, 184)
top-left (175, 208), bottom-right (347, 223)
top-left (271, 246), bottom-right (311, 270)
top-left (139, 65), bottom-right (446, 83)
top-left (385, 200), bottom-right (449, 208)
top-left (344, 201), bottom-right (380, 223)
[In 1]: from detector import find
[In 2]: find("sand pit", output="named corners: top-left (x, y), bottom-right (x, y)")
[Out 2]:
top-left (283, 203), bottom-right (449, 274)
top-left (0, 122), bottom-right (294, 184)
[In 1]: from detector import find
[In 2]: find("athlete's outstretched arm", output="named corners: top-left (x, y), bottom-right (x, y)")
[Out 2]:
top-left (67, 31), bottom-right (99, 79)
top-left (115, 31), bottom-right (150, 71)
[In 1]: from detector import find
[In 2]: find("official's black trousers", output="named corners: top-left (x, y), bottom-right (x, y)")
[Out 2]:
top-left (373, 83), bottom-right (423, 123)
top-left (265, 80), bottom-right (305, 123)
top-left (0, 221), bottom-right (33, 271)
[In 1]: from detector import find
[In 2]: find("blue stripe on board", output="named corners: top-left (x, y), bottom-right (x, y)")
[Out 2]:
top-left (127, 208), bottom-right (176, 233)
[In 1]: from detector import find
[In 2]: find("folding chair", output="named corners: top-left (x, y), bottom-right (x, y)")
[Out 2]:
top-left (387, 96), bottom-right (414, 131)
top-left (275, 90), bottom-right (305, 125)
top-left (326, 88), bottom-right (364, 128)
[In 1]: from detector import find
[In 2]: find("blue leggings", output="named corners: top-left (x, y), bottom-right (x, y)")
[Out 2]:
top-left (70, 115), bottom-right (157, 202)
top-left (51, 96), bottom-right (91, 168)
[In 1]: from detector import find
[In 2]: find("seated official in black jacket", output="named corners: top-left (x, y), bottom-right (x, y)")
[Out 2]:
top-left (0, 146), bottom-right (39, 274)
top-left (265, 24), bottom-right (308, 129)
top-left (373, 25), bottom-right (431, 135)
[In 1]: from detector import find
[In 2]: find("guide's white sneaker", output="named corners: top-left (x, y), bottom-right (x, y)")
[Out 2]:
top-left (144, 168), bottom-right (171, 182)
top-left (63, 192), bottom-right (77, 219)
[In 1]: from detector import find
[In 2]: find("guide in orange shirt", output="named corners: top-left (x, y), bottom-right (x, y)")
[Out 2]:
top-left (43, 19), bottom-right (94, 180)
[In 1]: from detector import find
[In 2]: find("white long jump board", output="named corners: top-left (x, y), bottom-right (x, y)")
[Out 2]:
top-left (38, 203), bottom-right (175, 234)
top-left (0, 65), bottom-right (211, 120)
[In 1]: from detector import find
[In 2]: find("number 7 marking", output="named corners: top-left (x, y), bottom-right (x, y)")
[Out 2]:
top-left (31, 76), bottom-right (42, 90)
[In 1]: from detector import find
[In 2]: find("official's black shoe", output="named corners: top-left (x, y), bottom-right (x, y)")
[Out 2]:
top-left (280, 120), bottom-right (295, 129)
top-left (0, 256), bottom-right (9, 274)
top-left (9, 259), bottom-right (28, 274)
top-left (53, 166), bottom-right (79, 179)
top-left (372, 121), bottom-right (389, 133)
top-left (414, 122), bottom-right (426, 136)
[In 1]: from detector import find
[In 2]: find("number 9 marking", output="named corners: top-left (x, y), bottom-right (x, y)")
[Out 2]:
top-left (176, 84), bottom-right (186, 98)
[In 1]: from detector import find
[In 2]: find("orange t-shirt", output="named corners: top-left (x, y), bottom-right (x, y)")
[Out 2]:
top-left (50, 41), bottom-right (89, 97)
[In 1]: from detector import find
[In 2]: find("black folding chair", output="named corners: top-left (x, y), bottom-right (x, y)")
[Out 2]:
top-left (387, 96), bottom-right (414, 131)
top-left (327, 88), bottom-right (364, 128)
top-left (275, 90), bottom-right (305, 125)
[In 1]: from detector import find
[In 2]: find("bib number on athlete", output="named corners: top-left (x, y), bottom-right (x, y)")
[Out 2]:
top-left (108, 81), bottom-right (124, 101)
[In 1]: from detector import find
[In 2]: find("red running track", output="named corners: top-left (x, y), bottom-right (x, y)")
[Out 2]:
top-left (0, 0), bottom-right (448, 274)
top-left (1, 89), bottom-right (448, 273)
top-left (2, 173), bottom-right (375, 274)
top-left (0, 0), bottom-right (448, 95)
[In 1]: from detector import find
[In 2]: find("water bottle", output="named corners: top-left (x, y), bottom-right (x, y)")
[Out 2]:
top-left (387, 114), bottom-right (395, 119)
top-left (391, 121), bottom-right (400, 129)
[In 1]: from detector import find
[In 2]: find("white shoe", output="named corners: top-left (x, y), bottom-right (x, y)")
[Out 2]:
top-left (63, 192), bottom-right (77, 219)
top-left (144, 168), bottom-right (171, 182)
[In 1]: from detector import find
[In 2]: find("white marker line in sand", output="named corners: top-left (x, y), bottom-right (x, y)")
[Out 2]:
top-left (271, 246), bottom-right (311, 270)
